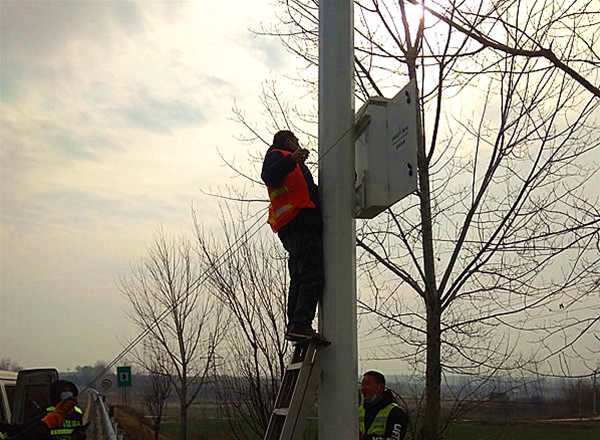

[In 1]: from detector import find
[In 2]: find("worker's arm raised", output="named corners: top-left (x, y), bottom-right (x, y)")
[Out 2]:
top-left (261, 150), bottom-right (297, 187)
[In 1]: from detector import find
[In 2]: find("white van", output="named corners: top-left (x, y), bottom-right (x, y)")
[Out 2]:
top-left (0, 369), bottom-right (18, 423)
top-left (0, 368), bottom-right (58, 424)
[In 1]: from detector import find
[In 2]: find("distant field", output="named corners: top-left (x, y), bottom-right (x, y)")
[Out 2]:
top-left (168, 421), bottom-right (600, 440)
top-left (445, 423), bottom-right (600, 440)
top-left (158, 419), bottom-right (600, 440)
top-left (160, 418), bottom-right (313, 440)
top-left (160, 419), bottom-right (235, 439)
top-left (150, 403), bottom-right (600, 440)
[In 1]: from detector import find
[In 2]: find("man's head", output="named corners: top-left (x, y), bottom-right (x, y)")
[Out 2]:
top-left (272, 130), bottom-right (300, 152)
top-left (361, 370), bottom-right (386, 403)
top-left (49, 380), bottom-right (79, 405)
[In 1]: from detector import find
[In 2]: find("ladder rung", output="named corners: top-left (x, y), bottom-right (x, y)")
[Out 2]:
top-left (264, 339), bottom-right (328, 440)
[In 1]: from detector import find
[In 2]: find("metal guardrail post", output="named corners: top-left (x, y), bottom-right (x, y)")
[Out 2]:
top-left (82, 389), bottom-right (118, 440)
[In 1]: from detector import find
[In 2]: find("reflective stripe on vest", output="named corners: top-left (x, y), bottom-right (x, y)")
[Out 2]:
top-left (269, 185), bottom-right (289, 201)
top-left (46, 406), bottom-right (83, 439)
top-left (50, 428), bottom-right (76, 435)
top-left (266, 149), bottom-right (315, 232)
top-left (358, 402), bottom-right (401, 436)
top-left (46, 406), bottom-right (83, 414)
top-left (268, 203), bottom-right (293, 225)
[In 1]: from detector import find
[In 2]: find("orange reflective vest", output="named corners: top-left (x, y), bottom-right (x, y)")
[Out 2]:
top-left (45, 406), bottom-right (84, 440)
top-left (266, 149), bottom-right (316, 232)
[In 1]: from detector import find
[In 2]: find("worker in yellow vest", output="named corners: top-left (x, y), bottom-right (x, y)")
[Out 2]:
top-left (44, 381), bottom-right (83, 440)
top-left (359, 371), bottom-right (408, 440)
top-left (0, 397), bottom-right (76, 440)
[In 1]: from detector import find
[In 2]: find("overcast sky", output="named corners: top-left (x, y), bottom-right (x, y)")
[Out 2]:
top-left (0, 0), bottom-right (296, 372)
top-left (1, 1), bottom-right (597, 380)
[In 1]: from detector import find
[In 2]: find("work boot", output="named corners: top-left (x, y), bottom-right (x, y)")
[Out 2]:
top-left (285, 326), bottom-right (320, 341)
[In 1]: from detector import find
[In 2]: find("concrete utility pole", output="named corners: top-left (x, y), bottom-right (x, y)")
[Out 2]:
top-left (318, 0), bottom-right (358, 439)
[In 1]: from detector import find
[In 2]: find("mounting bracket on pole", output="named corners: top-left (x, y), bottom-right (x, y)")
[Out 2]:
top-left (353, 114), bottom-right (372, 141)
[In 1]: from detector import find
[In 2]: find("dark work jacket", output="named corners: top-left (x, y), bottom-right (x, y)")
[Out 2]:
top-left (0, 421), bottom-right (51, 440)
top-left (362, 390), bottom-right (409, 440)
top-left (261, 148), bottom-right (322, 232)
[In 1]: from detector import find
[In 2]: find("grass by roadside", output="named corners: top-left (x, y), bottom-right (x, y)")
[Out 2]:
top-left (445, 422), bottom-right (600, 440)
top-left (118, 402), bottom-right (600, 440)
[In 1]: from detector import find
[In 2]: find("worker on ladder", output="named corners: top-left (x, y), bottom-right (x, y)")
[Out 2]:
top-left (261, 130), bottom-right (324, 342)
top-left (359, 371), bottom-right (408, 440)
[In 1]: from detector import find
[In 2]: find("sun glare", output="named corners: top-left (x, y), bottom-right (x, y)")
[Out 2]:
top-left (402, 2), bottom-right (426, 27)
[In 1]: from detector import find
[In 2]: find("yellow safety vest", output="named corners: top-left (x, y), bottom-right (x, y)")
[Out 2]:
top-left (359, 402), bottom-right (401, 437)
top-left (45, 406), bottom-right (83, 440)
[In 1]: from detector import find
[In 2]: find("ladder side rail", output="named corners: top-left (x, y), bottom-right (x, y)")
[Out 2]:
top-left (279, 342), bottom-right (318, 439)
top-left (264, 342), bottom-right (317, 440)
top-left (287, 343), bottom-right (323, 440)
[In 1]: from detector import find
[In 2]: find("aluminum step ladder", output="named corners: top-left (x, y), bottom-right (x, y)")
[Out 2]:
top-left (264, 338), bottom-right (330, 440)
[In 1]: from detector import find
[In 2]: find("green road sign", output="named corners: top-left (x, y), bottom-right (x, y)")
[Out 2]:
top-left (117, 366), bottom-right (132, 387)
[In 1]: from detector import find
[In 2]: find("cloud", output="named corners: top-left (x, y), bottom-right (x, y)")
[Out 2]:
top-left (42, 125), bottom-right (122, 161)
top-left (120, 88), bottom-right (206, 132)
top-left (112, 0), bottom-right (144, 30)
top-left (63, 189), bottom-right (177, 223)
top-left (0, 0), bottom-right (143, 58)
top-left (0, 0), bottom-right (191, 103)
top-left (4, 189), bottom-right (178, 230)
top-left (243, 33), bottom-right (292, 71)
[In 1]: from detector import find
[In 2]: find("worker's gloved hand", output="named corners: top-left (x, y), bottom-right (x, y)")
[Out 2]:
top-left (42, 397), bottom-right (76, 429)
top-left (291, 148), bottom-right (309, 163)
top-left (71, 423), bottom-right (90, 440)
top-left (54, 397), bottom-right (77, 419)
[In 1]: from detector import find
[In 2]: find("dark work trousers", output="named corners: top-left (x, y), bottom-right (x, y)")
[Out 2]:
top-left (278, 223), bottom-right (324, 330)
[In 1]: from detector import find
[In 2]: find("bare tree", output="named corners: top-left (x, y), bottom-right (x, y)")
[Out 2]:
top-left (226, 1), bottom-right (600, 439)
top-left (74, 361), bottom-right (108, 388)
top-left (193, 203), bottom-right (291, 439)
top-left (0, 358), bottom-right (22, 371)
top-left (120, 230), bottom-right (227, 440)
top-left (143, 348), bottom-right (173, 440)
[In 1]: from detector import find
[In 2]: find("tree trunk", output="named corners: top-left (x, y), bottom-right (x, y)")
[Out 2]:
top-left (179, 403), bottom-right (187, 440)
top-left (154, 418), bottom-right (161, 440)
top-left (411, 54), bottom-right (441, 440)
top-left (423, 301), bottom-right (442, 440)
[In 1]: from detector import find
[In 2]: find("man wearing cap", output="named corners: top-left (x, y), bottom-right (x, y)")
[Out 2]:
top-left (261, 130), bottom-right (324, 342)
top-left (359, 371), bottom-right (408, 440)
top-left (44, 381), bottom-right (83, 440)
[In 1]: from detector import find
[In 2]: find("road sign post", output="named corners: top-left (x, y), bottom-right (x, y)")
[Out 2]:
top-left (116, 366), bottom-right (131, 405)
top-left (116, 366), bottom-right (132, 387)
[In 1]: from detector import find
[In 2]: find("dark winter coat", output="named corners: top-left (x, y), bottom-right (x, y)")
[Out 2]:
top-left (0, 421), bottom-right (51, 440)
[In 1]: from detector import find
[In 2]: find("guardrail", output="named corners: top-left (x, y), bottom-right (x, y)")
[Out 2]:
top-left (82, 389), bottom-right (119, 440)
